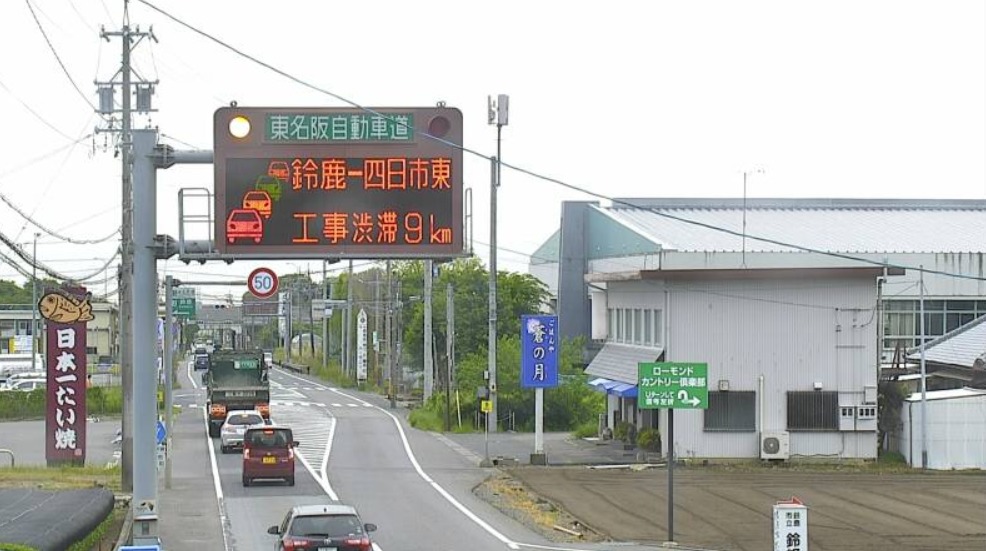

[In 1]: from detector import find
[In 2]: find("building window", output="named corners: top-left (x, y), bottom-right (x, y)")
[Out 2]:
top-left (644, 310), bottom-right (654, 346)
top-left (787, 391), bottom-right (839, 431)
top-left (704, 391), bottom-right (756, 431)
top-left (616, 308), bottom-right (624, 343)
top-left (608, 308), bottom-right (617, 341)
top-left (633, 309), bottom-right (643, 345)
top-left (86, 347), bottom-right (98, 355)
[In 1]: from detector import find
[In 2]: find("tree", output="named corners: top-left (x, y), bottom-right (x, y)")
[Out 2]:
top-left (400, 258), bottom-right (549, 378)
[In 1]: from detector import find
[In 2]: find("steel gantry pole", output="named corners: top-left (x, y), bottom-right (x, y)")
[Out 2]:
top-left (424, 259), bottom-right (434, 401)
top-left (487, 94), bottom-right (508, 434)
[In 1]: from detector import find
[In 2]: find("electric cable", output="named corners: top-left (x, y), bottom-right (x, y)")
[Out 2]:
top-left (137, 0), bottom-right (986, 284)
top-left (0, 190), bottom-right (120, 244)
top-left (25, 0), bottom-right (99, 112)
top-left (0, 76), bottom-right (76, 141)
top-left (0, 134), bottom-right (94, 182)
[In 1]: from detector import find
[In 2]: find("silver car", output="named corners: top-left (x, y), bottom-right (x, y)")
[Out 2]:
top-left (220, 410), bottom-right (266, 453)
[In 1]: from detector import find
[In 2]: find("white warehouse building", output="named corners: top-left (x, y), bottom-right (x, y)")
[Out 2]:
top-left (529, 198), bottom-right (986, 461)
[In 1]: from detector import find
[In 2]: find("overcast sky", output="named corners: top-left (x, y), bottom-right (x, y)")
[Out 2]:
top-left (0, 0), bottom-right (983, 304)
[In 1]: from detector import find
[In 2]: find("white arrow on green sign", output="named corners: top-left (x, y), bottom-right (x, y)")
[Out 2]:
top-left (637, 362), bottom-right (709, 409)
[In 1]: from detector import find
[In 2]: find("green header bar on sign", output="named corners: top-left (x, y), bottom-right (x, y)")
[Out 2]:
top-left (266, 113), bottom-right (414, 142)
top-left (637, 362), bottom-right (709, 410)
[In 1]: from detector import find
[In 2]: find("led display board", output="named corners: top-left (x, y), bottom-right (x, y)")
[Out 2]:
top-left (214, 106), bottom-right (464, 259)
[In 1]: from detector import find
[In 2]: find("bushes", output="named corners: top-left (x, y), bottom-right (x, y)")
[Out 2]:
top-left (636, 428), bottom-right (661, 452)
top-left (572, 420), bottom-right (598, 439)
top-left (0, 386), bottom-right (124, 420)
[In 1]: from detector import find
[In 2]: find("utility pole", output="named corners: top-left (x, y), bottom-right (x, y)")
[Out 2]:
top-left (31, 233), bottom-right (38, 372)
top-left (386, 260), bottom-right (395, 408)
top-left (487, 94), bottom-right (508, 433)
top-left (919, 266), bottom-right (928, 469)
top-left (424, 260), bottom-right (434, 401)
top-left (322, 262), bottom-right (329, 372)
top-left (374, 268), bottom-right (381, 386)
top-left (446, 282), bottom-right (454, 432)
top-left (344, 260), bottom-right (353, 378)
top-left (97, 6), bottom-right (157, 496)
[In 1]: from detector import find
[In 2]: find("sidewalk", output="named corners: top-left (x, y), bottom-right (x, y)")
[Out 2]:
top-left (154, 404), bottom-right (225, 550)
top-left (441, 430), bottom-right (660, 466)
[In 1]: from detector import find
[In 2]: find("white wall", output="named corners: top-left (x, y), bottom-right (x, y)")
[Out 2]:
top-left (603, 273), bottom-right (880, 459)
top-left (901, 396), bottom-right (986, 470)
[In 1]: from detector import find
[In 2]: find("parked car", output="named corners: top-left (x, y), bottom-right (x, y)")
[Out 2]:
top-left (2, 378), bottom-right (46, 392)
top-left (242, 426), bottom-right (297, 486)
top-left (220, 410), bottom-right (267, 453)
top-left (267, 503), bottom-right (377, 551)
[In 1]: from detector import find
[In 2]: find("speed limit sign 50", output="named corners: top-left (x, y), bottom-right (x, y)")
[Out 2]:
top-left (247, 267), bottom-right (279, 299)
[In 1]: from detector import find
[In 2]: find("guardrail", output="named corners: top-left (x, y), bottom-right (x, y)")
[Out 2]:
top-left (273, 360), bottom-right (309, 375)
top-left (0, 448), bottom-right (14, 468)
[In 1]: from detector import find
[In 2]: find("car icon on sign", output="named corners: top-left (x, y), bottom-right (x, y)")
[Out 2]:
top-left (226, 209), bottom-right (263, 244)
top-left (242, 190), bottom-right (272, 219)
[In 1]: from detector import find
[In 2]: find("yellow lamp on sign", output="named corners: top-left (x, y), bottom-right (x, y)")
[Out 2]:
top-left (228, 115), bottom-right (251, 139)
top-left (481, 400), bottom-right (493, 413)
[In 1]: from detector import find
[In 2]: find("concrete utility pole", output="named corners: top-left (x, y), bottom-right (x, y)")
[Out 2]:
top-left (487, 93), bottom-right (508, 433)
top-left (322, 262), bottom-right (329, 371)
top-left (386, 261), bottom-right (395, 409)
top-left (446, 282), bottom-right (454, 432)
top-left (31, 233), bottom-right (38, 372)
top-left (163, 276), bottom-right (174, 489)
top-left (374, 269), bottom-right (380, 386)
top-left (424, 259), bottom-right (434, 400)
top-left (97, 12), bottom-right (156, 494)
top-left (344, 260), bottom-right (353, 377)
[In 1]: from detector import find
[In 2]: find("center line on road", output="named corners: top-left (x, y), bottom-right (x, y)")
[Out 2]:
top-left (275, 368), bottom-right (520, 550)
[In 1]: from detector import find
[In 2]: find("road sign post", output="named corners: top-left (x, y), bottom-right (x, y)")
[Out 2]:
top-left (638, 362), bottom-right (709, 545)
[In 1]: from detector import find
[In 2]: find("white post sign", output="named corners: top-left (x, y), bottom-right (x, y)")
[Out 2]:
top-left (356, 308), bottom-right (368, 382)
top-left (773, 496), bottom-right (808, 551)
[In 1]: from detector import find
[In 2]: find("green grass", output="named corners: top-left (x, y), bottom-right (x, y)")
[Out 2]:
top-left (0, 465), bottom-right (121, 492)
top-left (572, 421), bottom-right (598, 439)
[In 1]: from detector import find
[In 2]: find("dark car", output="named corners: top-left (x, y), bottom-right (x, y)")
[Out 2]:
top-left (242, 426), bottom-right (297, 486)
top-left (194, 354), bottom-right (210, 371)
top-left (268, 503), bottom-right (376, 551)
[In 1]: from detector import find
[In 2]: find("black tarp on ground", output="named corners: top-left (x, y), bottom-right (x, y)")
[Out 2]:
top-left (0, 488), bottom-right (114, 551)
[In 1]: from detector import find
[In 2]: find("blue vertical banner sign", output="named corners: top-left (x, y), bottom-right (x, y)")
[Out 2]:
top-left (520, 315), bottom-right (559, 388)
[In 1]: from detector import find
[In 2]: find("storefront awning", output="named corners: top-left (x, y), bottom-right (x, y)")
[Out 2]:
top-left (585, 343), bottom-right (664, 384)
top-left (587, 377), bottom-right (639, 398)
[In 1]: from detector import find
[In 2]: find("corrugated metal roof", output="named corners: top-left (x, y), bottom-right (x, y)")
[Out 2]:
top-left (599, 199), bottom-right (986, 253)
top-left (584, 343), bottom-right (663, 383)
top-left (907, 315), bottom-right (986, 368)
top-left (904, 387), bottom-right (986, 401)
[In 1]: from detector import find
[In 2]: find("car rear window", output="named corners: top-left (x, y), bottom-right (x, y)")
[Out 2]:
top-left (231, 211), bottom-right (258, 222)
top-left (227, 413), bottom-right (263, 426)
top-left (289, 514), bottom-right (364, 538)
top-left (246, 428), bottom-right (291, 448)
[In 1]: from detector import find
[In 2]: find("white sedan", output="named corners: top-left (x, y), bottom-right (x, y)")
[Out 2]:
top-left (219, 410), bottom-right (266, 453)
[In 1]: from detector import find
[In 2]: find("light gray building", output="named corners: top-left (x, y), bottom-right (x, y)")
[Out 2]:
top-left (529, 198), bottom-right (986, 460)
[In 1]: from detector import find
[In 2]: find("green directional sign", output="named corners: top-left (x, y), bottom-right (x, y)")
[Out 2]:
top-left (172, 297), bottom-right (196, 319)
top-left (637, 362), bottom-right (709, 409)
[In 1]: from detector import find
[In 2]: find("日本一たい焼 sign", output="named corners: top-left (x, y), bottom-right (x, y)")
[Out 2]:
top-left (637, 362), bottom-right (708, 410)
top-left (214, 107), bottom-right (464, 259)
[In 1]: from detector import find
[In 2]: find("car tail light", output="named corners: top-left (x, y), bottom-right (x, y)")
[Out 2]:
top-left (242, 447), bottom-right (251, 460)
top-left (344, 537), bottom-right (371, 550)
top-left (210, 404), bottom-right (226, 418)
top-left (281, 537), bottom-right (299, 551)
top-left (288, 446), bottom-right (294, 460)
top-left (257, 403), bottom-right (270, 417)
top-left (253, 223), bottom-right (259, 229)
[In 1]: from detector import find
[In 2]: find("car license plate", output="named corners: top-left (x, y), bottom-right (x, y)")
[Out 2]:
top-left (262, 456), bottom-right (276, 464)
top-left (317, 547), bottom-right (336, 551)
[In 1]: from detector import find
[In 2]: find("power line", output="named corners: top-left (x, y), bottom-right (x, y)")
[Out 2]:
top-left (0, 75), bottom-right (75, 140)
top-left (136, 0), bottom-right (986, 284)
top-left (0, 189), bottom-right (120, 244)
top-left (0, 133), bottom-right (94, 182)
top-left (24, 0), bottom-right (98, 111)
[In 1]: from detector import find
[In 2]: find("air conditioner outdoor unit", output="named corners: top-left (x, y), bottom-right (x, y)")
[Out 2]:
top-left (760, 431), bottom-right (790, 460)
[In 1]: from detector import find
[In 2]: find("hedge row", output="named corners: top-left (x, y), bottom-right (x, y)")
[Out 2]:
top-left (0, 387), bottom-right (123, 420)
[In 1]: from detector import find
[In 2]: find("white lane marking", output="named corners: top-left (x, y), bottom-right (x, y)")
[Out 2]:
top-left (332, 403), bottom-right (342, 407)
top-left (270, 412), bottom-right (339, 501)
top-left (275, 368), bottom-right (520, 550)
top-left (203, 405), bottom-right (232, 551)
top-left (187, 360), bottom-right (198, 390)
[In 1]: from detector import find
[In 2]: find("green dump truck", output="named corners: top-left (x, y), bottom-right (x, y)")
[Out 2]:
top-left (206, 348), bottom-right (270, 437)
